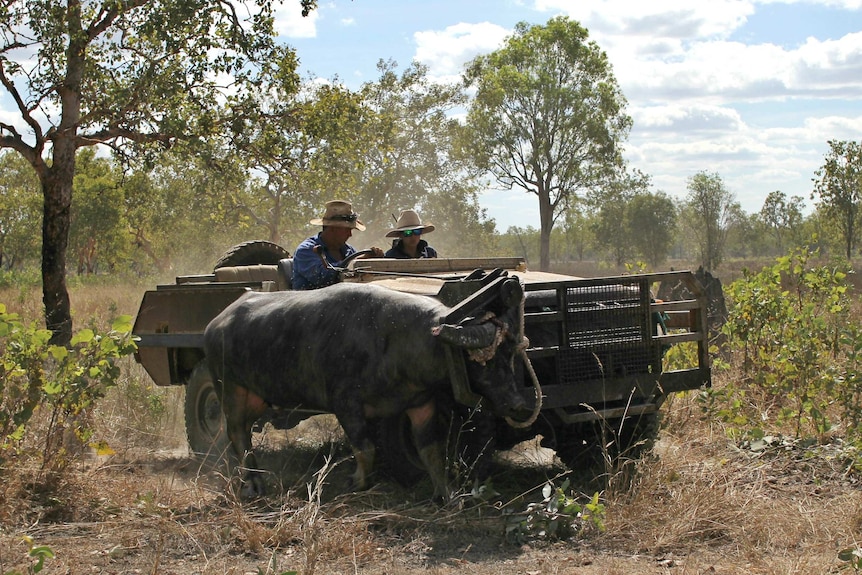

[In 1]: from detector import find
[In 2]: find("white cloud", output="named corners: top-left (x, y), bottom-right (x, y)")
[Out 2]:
top-left (791, 32), bottom-right (862, 94)
top-left (799, 113), bottom-right (862, 140)
top-left (624, 108), bottom-right (861, 212)
top-left (253, 0), bottom-right (862, 227)
top-left (414, 22), bottom-right (512, 78)
top-left (535, 0), bottom-right (755, 39)
top-left (273, 0), bottom-right (319, 38)
top-left (761, 0), bottom-right (862, 9)
top-left (588, 22), bottom-right (862, 106)
top-left (513, 0), bottom-right (859, 106)
top-left (631, 104), bottom-right (745, 132)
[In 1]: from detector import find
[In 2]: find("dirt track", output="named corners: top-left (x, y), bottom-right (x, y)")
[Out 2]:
top-left (3, 411), bottom-right (860, 575)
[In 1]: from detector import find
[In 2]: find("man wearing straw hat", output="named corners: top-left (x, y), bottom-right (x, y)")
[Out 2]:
top-left (292, 200), bottom-right (384, 290)
top-left (384, 209), bottom-right (438, 259)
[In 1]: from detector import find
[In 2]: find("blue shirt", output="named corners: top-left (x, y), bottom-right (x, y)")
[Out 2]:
top-left (292, 233), bottom-right (357, 290)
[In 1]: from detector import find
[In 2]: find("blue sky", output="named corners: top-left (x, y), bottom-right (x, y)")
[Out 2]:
top-left (274, 0), bottom-right (862, 231)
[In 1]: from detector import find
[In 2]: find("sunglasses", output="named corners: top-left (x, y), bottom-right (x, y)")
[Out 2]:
top-left (329, 213), bottom-right (358, 222)
top-left (402, 229), bottom-right (422, 237)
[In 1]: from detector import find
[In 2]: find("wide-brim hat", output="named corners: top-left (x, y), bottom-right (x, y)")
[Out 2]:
top-left (386, 209), bottom-right (435, 237)
top-left (310, 200), bottom-right (366, 231)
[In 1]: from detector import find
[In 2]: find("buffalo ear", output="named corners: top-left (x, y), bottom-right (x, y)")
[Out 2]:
top-left (433, 321), bottom-right (497, 349)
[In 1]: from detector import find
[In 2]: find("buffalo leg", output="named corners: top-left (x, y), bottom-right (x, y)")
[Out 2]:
top-left (220, 383), bottom-right (269, 498)
top-left (407, 400), bottom-right (450, 503)
top-left (335, 432), bottom-right (375, 491)
top-left (332, 396), bottom-right (376, 491)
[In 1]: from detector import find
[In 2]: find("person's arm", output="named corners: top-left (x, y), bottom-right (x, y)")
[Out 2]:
top-left (292, 243), bottom-right (340, 289)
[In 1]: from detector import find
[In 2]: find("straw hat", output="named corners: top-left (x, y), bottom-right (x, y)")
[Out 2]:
top-left (310, 200), bottom-right (366, 231)
top-left (386, 209), bottom-right (435, 238)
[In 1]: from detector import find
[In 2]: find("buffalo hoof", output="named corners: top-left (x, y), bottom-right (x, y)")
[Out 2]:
top-left (347, 473), bottom-right (373, 493)
top-left (432, 493), bottom-right (450, 507)
top-left (240, 475), bottom-right (267, 500)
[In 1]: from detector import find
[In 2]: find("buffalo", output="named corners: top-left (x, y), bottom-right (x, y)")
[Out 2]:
top-left (203, 280), bottom-right (528, 502)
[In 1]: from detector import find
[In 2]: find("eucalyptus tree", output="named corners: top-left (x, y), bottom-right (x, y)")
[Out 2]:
top-left (627, 191), bottom-right (677, 268)
top-left (562, 202), bottom-right (595, 262)
top-left (590, 170), bottom-right (649, 266)
top-left (420, 187), bottom-right (498, 257)
top-left (684, 171), bottom-right (740, 270)
top-left (212, 55), bottom-right (371, 250)
top-left (124, 150), bottom-right (250, 275)
top-left (69, 148), bottom-right (127, 274)
top-left (592, 187), bottom-right (634, 267)
top-left (464, 16), bottom-right (631, 270)
top-left (0, 0), bottom-right (300, 344)
top-left (356, 59), bottom-right (489, 244)
top-left (812, 140), bottom-right (862, 259)
top-left (0, 152), bottom-right (41, 269)
top-left (498, 226), bottom-right (540, 265)
top-left (759, 190), bottom-right (805, 254)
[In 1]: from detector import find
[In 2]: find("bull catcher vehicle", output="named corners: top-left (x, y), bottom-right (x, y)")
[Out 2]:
top-left (132, 240), bottom-right (711, 490)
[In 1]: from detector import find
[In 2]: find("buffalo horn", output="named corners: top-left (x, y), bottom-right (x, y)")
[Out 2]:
top-left (433, 321), bottom-right (498, 349)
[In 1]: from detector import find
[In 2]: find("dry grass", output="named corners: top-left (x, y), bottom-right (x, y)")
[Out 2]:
top-left (2, 277), bottom-right (862, 574)
top-left (3, 382), bottom-right (861, 574)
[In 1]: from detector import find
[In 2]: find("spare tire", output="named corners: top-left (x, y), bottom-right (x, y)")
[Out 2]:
top-left (213, 240), bottom-right (290, 270)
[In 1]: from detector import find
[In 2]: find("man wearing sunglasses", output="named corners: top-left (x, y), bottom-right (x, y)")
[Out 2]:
top-left (384, 209), bottom-right (439, 259)
top-left (293, 200), bottom-right (384, 290)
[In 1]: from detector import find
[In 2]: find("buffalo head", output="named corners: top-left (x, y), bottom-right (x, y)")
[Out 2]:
top-left (433, 280), bottom-right (528, 419)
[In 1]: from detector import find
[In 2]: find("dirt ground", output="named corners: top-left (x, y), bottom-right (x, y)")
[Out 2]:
top-left (2, 404), bottom-right (861, 575)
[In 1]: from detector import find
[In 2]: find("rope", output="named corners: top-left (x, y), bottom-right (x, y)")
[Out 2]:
top-left (467, 313), bottom-right (504, 365)
top-left (505, 288), bottom-right (542, 429)
top-left (505, 347), bottom-right (543, 429)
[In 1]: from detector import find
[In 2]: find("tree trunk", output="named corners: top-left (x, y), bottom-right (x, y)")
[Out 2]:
top-left (42, 154), bottom-right (75, 346)
top-left (42, 10), bottom-right (85, 346)
top-left (538, 189), bottom-right (554, 272)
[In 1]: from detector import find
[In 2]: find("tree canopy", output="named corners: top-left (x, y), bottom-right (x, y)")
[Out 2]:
top-left (759, 190), bottom-right (805, 255)
top-left (350, 60), bottom-right (492, 255)
top-left (0, 0), bottom-right (294, 343)
top-left (463, 16), bottom-right (631, 270)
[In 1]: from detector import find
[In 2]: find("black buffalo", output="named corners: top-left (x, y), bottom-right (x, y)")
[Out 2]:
top-left (203, 280), bottom-right (528, 501)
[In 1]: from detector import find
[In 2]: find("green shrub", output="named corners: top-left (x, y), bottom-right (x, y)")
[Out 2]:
top-left (708, 245), bottom-right (862, 445)
top-left (0, 304), bottom-right (136, 472)
top-left (504, 480), bottom-right (605, 543)
top-left (2, 536), bottom-right (54, 575)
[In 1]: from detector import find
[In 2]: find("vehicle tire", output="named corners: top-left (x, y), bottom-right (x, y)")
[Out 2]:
top-left (442, 401), bottom-right (498, 485)
top-left (554, 412), bottom-right (660, 474)
top-left (373, 402), bottom-right (497, 488)
top-left (184, 362), bottom-right (231, 464)
top-left (213, 240), bottom-right (290, 270)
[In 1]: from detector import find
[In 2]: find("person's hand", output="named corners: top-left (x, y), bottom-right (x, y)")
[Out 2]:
top-left (360, 246), bottom-right (384, 258)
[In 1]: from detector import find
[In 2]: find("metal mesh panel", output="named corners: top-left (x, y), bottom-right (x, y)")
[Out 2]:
top-left (557, 281), bottom-right (657, 384)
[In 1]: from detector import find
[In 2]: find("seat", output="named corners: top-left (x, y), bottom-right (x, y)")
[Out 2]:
top-left (214, 264), bottom-right (283, 291)
top-left (277, 258), bottom-right (294, 290)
